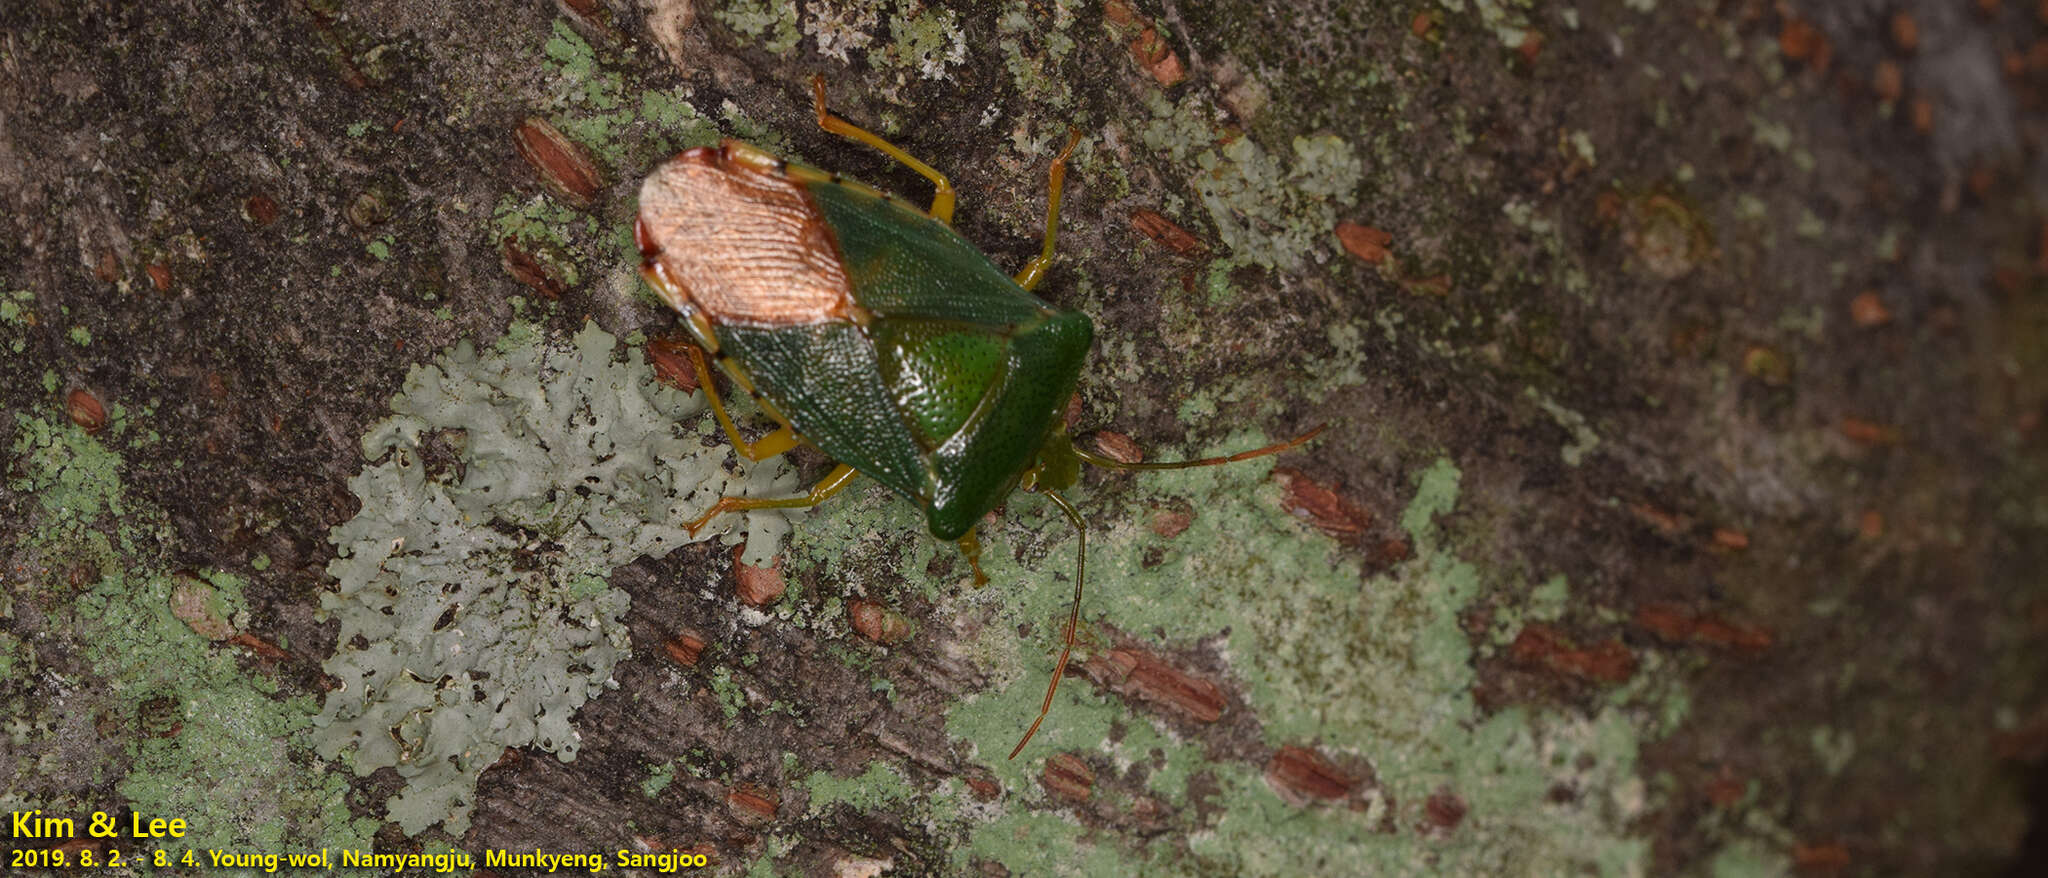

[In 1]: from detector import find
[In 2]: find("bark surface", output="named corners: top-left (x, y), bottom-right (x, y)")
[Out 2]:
top-left (1, 1), bottom-right (2044, 875)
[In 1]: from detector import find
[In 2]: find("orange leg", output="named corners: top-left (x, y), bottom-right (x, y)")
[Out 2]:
top-left (684, 463), bottom-right (858, 537)
top-left (1013, 128), bottom-right (1084, 292)
top-left (957, 529), bottom-right (988, 588)
top-left (689, 344), bottom-right (801, 463)
top-left (810, 74), bottom-right (956, 224)
top-left (680, 344), bottom-right (855, 536)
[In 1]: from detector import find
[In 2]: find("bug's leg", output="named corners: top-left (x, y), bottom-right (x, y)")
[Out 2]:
top-left (956, 528), bottom-right (989, 588)
top-left (684, 463), bottom-right (859, 537)
top-left (1013, 128), bottom-right (1084, 292)
top-left (1073, 424), bottom-right (1328, 472)
top-left (689, 343), bottom-right (802, 462)
top-left (809, 74), bottom-right (957, 224)
top-left (1009, 488), bottom-right (1087, 760)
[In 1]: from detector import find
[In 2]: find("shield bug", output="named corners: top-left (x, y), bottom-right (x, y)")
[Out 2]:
top-left (635, 76), bottom-right (1322, 758)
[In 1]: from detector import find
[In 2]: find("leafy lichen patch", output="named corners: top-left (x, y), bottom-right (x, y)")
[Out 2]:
top-left (312, 321), bottom-right (799, 836)
top-left (542, 18), bottom-right (726, 167)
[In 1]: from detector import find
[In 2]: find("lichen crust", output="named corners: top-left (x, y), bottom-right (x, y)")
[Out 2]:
top-left (313, 320), bottom-right (800, 836)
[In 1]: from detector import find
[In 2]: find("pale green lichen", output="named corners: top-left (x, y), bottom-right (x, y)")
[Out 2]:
top-left (800, 762), bottom-right (918, 817)
top-left (542, 22), bottom-right (635, 158)
top-left (780, 441), bottom-right (1666, 874)
top-left (642, 760), bottom-right (677, 799)
top-left (1291, 134), bottom-right (1365, 201)
top-left (1435, 0), bottom-right (1540, 47)
top-left (312, 321), bottom-right (799, 836)
top-left (718, 99), bottom-right (795, 158)
top-left (99, 573), bottom-right (371, 857)
top-left (997, 0), bottom-right (1083, 109)
top-left (1809, 726), bottom-right (1854, 777)
top-left (882, 5), bottom-right (966, 80)
top-left (1795, 209), bottom-right (1825, 239)
top-left (1528, 387), bottom-right (1602, 467)
top-left (738, 1), bottom-right (970, 86)
top-left (641, 88), bottom-right (722, 154)
top-left (539, 19), bottom-right (726, 173)
top-left (1138, 93), bottom-right (1364, 271)
top-left (709, 666), bottom-right (750, 721)
top-left (1734, 192), bottom-right (1770, 224)
top-left (9, 413), bottom-right (129, 525)
top-left (715, 0), bottom-right (802, 56)
top-left (1528, 573), bottom-right (1571, 621)
top-left (1708, 841), bottom-right (1791, 878)
top-left (1608, 651), bottom-right (1694, 740)
top-left (492, 194), bottom-right (585, 287)
top-left (0, 288), bottom-right (32, 327)
top-left (1568, 130), bottom-right (1599, 167)
top-left (1749, 114), bottom-right (1793, 153)
top-left (0, 632), bottom-right (24, 677)
top-left (804, 0), bottom-right (885, 62)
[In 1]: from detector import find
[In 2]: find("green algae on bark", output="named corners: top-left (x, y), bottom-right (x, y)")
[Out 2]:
top-left (2, 415), bottom-right (374, 860)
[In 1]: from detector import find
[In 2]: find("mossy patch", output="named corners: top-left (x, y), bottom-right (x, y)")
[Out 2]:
top-left (715, 0), bottom-right (803, 56)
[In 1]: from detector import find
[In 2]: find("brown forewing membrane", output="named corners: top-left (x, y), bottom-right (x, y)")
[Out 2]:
top-left (637, 145), bottom-right (854, 326)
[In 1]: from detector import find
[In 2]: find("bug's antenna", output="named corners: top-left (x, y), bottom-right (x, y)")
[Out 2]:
top-left (1009, 488), bottom-right (1087, 760)
top-left (1073, 424), bottom-right (1327, 471)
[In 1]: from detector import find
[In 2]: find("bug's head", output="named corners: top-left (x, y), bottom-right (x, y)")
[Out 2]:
top-left (1022, 425), bottom-right (1083, 495)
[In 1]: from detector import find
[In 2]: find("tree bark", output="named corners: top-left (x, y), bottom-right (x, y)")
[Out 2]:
top-left (1, 1), bottom-right (2043, 875)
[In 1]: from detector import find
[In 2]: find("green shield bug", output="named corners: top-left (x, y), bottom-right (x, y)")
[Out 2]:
top-left (634, 77), bottom-right (1322, 758)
